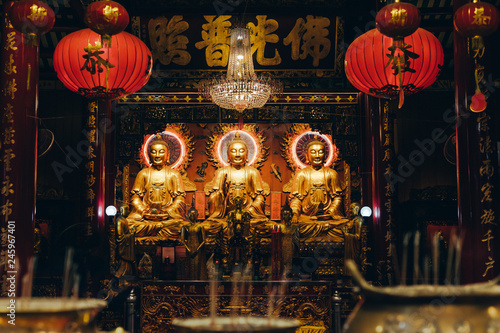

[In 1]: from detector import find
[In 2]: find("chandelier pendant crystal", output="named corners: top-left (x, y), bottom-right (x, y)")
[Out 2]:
top-left (199, 27), bottom-right (282, 113)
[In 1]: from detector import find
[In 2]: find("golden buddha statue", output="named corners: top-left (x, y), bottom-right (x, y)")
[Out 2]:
top-left (127, 135), bottom-right (188, 241)
top-left (342, 202), bottom-right (363, 275)
top-left (204, 132), bottom-right (270, 234)
top-left (180, 201), bottom-right (207, 280)
top-left (115, 204), bottom-right (136, 279)
top-left (289, 138), bottom-right (350, 242)
top-left (281, 200), bottom-right (299, 273)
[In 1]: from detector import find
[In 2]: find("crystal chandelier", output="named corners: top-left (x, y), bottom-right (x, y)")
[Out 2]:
top-left (199, 27), bottom-right (282, 113)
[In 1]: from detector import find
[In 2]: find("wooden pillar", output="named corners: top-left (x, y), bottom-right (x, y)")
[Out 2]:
top-left (454, 0), bottom-right (500, 283)
top-left (0, 1), bottom-right (38, 296)
top-left (362, 95), bottom-right (396, 284)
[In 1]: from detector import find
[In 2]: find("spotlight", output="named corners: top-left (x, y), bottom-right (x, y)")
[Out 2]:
top-left (360, 206), bottom-right (372, 218)
top-left (105, 205), bottom-right (117, 217)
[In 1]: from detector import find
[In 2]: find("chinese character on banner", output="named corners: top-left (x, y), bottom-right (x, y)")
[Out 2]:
top-left (382, 149), bottom-right (391, 162)
top-left (87, 188), bottom-right (95, 203)
top-left (149, 16), bottom-right (191, 66)
top-left (483, 256), bottom-right (495, 277)
top-left (4, 79), bottom-right (17, 99)
top-left (480, 160), bottom-right (494, 177)
top-left (481, 183), bottom-right (493, 203)
top-left (195, 15), bottom-right (231, 67)
top-left (284, 15), bottom-right (331, 66)
top-left (248, 15), bottom-right (281, 66)
top-left (1, 176), bottom-right (14, 197)
top-left (481, 208), bottom-right (496, 225)
top-left (4, 32), bottom-right (18, 51)
top-left (3, 127), bottom-right (15, 145)
top-left (1, 200), bottom-right (13, 222)
top-left (480, 136), bottom-right (493, 154)
top-left (4, 104), bottom-right (14, 123)
top-left (3, 149), bottom-right (15, 171)
top-left (4, 54), bottom-right (17, 75)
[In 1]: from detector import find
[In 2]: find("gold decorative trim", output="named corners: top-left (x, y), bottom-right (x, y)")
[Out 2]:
top-left (140, 281), bottom-right (332, 333)
top-left (117, 92), bottom-right (359, 105)
top-left (123, 164), bottom-right (130, 203)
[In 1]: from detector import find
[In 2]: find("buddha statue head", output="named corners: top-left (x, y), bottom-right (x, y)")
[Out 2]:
top-left (148, 134), bottom-right (170, 168)
top-left (350, 202), bottom-right (361, 217)
top-left (227, 132), bottom-right (248, 168)
top-left (306, 137), bottom-right (326, 170)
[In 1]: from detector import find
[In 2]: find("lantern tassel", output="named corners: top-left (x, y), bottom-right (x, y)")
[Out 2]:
top-left (27, 64), bottom-right (31, 91)
top-left (397, 59), bottom-right (404, 109)
top-left (106, 66), bottom-right (110, 92)
top-left (470, 65), bottom-right (487, 112)
top-left (102, 34), bottom-right (112, 48)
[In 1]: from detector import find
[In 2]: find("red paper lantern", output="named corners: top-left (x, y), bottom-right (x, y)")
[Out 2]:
top-left (53, 28), bottom-right (152, 100)
top-left (454, 0), bottom-right (500, 38)
top-left (345, 28), bottom-right (443, 105)
top-left (84, 0), bottom-right (129, 46)
top-left (376, 1), bottom-right (421, 39)
top-left (8, 0), bottom-right (55, 43)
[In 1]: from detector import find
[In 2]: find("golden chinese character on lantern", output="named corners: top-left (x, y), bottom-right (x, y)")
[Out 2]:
top-left (149, 16), bottom-right (191, 66)
top-left (27, 4), bottom-right (47, 22)
top-left (103, 5), bottom-right (120, 23)
top-left (248, 15), bottom-right (281, 66)
top-left (80, 42), bottom-right (115, 75)
top-left (195, 15), bottom-right (231, 67)
top-left (389, 8), bottom-right (407, 25)
top-left (284, 15), bottom-right (331, 67)
top-left (472, 7), bottom-right (491, 25)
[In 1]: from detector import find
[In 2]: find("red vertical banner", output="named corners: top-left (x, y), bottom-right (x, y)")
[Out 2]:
top-left (83, 101), bottom-right (99, 238)
top-left (0, 2), bottom-right (38, 296)
top-left (195, 191), bottom-right (205, 220)
top-left (270, 192), bottom-right (282, 221)
top-left (82, 100), bottom-right (114, 239)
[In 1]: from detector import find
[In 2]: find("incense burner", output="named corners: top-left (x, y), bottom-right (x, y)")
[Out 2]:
top-left (173, 316), bottom-right (300, 333)
top-left (344, 261), bottom-right (500, 333)
top-left (0, 298), bottom-right (107, 332)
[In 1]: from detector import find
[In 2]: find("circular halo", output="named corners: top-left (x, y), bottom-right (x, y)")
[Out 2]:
top-left (291, 131), bottom-right (335, 169)
top-left (217, 130), bottom-right (259, 167)
top-left (142, 131), bottom-right (186, 169)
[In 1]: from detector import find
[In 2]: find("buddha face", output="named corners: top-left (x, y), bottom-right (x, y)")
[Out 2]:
top-left (307, 143), bottom-right (326, 169)
top-left (149, 143), bottom-right (168, 167)
top-left (228, 142), bottom-right (247, 167)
